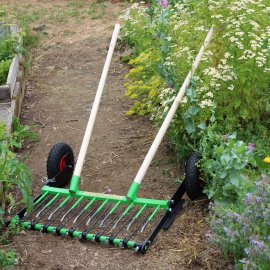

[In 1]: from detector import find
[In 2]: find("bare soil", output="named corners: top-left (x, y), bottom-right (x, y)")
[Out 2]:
top-left (2, 1), bottom-right (232, 269)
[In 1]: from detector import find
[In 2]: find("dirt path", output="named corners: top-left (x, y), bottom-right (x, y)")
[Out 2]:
top-left (3, 1), bottom-right (231, 269)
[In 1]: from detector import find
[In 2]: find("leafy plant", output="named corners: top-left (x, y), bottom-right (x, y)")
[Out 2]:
top-left (0, 119), bottom-right (37, 226)
top-left (0, 249), bottom-right (17, 269)
top-left (0, 219), bottom-right (21, 269)
top-left (0, 59), bottom-right (11, 85)
top-left (0, 30), bottom-right (19, 85)
top-left (209, 175), bottom-right (270, 269)
top-left (121, 0), bottom-right (270, 159)
top-left (199, 127), bottom-right (256, 204)
top-left (121, 2), bottom-right (270, 268)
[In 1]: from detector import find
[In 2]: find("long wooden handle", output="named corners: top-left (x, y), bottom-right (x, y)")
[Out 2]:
top-left (133, 27), bottom-right (214, 186)
top-left (73, 24), bottom-right (120, 178)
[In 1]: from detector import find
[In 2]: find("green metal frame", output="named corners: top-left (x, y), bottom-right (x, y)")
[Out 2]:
top-left (41, 185), bottom-right (170, 209)
top-left (14, 182), bottom-right (171, 250)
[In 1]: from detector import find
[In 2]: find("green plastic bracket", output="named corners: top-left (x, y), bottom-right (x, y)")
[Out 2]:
top-left (69, 175), bottom-right (80, 194)
top-left (126, 181), bottom-right (140, 201)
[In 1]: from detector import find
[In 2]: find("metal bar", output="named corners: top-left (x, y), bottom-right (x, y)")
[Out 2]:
top-left (141, 205), bottom-right (160, 233)
top-left (86, 199), bottom-right (108, 226)
top-left (113, 203), bottom-right (134, 229)
top-left (61, 196), bottom-right (84, 222)
top-left (126, 214), bottom-right (150, 241)
top-left (48, 195), bottom-right (72, 220)
top-left (47, 198), bottom-right (75, 223)
top-left (36, 194), bottom-right (61, 219)
top-left (85, 203), bottom-right (112, 234)
top-left (127, 204), bottom-right (147, 231)
top-left (34, 191), bottom-right (49, 205)
top-left (58, 201), bottom-right (89, 229)
top-left (112, 210), bottom-right (137, 239)
top-left (73, 203), bottom-right (100, 230)
top-left (73, 198), bottom-right (96, 224)
top-left (100, 201), bottom-right (121, 227)
top-left (21, 194), bottom-right (52, 221)
top-left (99, 206), bottom-right (125, 234)
top-left (37, 197), bottom-right (62, 221)
top-left (41, 186), bottom-right (169, 208)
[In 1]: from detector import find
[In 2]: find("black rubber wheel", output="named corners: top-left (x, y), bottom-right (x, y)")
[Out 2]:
top-left (46, 143), bottom-right (74, 187)
top-left (185, 153), bottom-right (203, 200)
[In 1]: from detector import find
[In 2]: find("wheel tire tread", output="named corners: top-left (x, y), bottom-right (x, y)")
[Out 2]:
top-left (185, 153), bottom-right (202, 200)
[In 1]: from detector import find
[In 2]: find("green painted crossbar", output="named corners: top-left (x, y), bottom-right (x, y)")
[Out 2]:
top-left (41, 185), bottom-right (170, 209)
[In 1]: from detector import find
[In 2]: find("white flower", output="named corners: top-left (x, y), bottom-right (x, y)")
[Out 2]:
top-left (206, 92), bottom-right (214, 97)
top-left (199, 99), bottom-right (213, 108)
top-left (181, 96), bottom-right (188, 103)
top-left (224, 52), bottom-right (231, 58)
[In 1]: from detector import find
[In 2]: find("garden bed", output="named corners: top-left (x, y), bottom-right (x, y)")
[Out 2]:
top-left (0, 23), bottom-right (25, 133)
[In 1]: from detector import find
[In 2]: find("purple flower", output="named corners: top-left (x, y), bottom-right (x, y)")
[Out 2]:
top-left (158, 0), bottom-right (168, 8)
top-left (255, 196), bottom-right (263, 203)
top-left (250, 238), bottom-right (265, 249)
top-left (224, 227), bottom-right (232, 236)
top-left (247, 143), bottom-right (256, 152)
top-left (244, 247), bottom-right (250, 255)
top-left (214, 219), bottom-right (222, 225)
top-left (242, 225), bottom-right (251, 234)
top-left (246, 193), bottom-right (253, 203)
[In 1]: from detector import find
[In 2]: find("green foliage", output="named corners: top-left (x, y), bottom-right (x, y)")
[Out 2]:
top-left (0, 31), bottom-right (19, 85)
top-left (0, 249), bottom-right (17, 269)
top-left (0, 7), bottom-right (39, 83)
top-left (0, 34), bottom-right (17, 61)
top-left (0, 119), bottom-right (36, 226)
top-left (0, 59), bottom-right (11, 85)
top-left (121, 0), bottom-right (270, 158)
top-left (121, 1), bottom-right (270, 268)
top-left (87, 1), bottom-right (106, 19)
top-left (199, 127), bottom-right (256, 204)
top-left (125, 51), bottom-right (165, 116)
top-left (12, 117), bottom-right (39, 147)
top-left (0, 218), bottom-right (20, 269)
top-left (209, 176), bottom-right (270, 269)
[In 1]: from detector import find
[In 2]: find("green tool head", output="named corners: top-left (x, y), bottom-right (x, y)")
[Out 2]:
top-left (17, 185), bottom-right (171, 253)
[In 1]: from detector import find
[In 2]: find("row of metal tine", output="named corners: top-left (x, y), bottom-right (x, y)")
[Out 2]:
top-left (21, 193), bottom-right (161, 240)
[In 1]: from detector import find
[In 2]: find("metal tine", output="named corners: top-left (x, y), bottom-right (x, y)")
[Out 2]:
top-left (36, 194), bottom-right (61, 219)
top-left (73, 203), bottom-right (101, 230)
top-left (126, 204), bottom-right (147, 231)
top-left (21, 194), bottom-right (52, 221)
top-left (141, 206), bottom-right (161, 233)
top-left (61, 196), bottom-right (84, 222)
top-left (112, 209), bottom-right (137, 239)
top-left (125, 213), bottom-right (150, 242)
top-left (85, 203), bottom-right (112, 233)
top-left (37, 196), bottom-right (62, 221)
top-left (86, 199), bottom-right (108, 226)
top-left (113, 203), bottom-right (134, 229)
top-left (99, 206), bottom-right (125, 235)
top-left (100, 201), bottom-right (121, 227)
top-left (73, 198), bottom-right (96, 224)
top-left (48, 196), bottom-right (72, 220)
top-left (57, 201), bottom-right (89, 229)
top-left (47, 198), bottom-right (75, 222)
